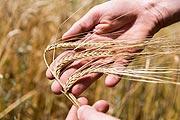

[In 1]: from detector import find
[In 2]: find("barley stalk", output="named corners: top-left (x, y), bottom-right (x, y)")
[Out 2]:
top-left (65, 64), bottom-right (180, 93)
top-left (54, 49), bottom-right (113, 76)
top-left (44, 34), bottom-right (180, 107)
top-left (46, 41), bottom-right (115, 51)
top-left (44, 50), bottom-right (81, 107)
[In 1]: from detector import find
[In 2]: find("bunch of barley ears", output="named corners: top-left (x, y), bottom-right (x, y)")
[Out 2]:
top-left (43, 5), bottom-right (180, 107)
top-left (44, 32), bottom-right (180, 107)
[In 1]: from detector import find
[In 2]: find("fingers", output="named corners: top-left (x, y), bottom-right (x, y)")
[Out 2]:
top-left (51, 66), bottom-right (102, 95)
top-left (66, 97), bottom-right (88, 120)
top-left (62, 6), bottom-right (101, 39)
top-left (92, 100), bottom-right (109, 113)
top-left (105, 57), bottom-right (128, 87)
top-left (66, 97), bottom-right (111, 120)
top-left (46, 69), bottom-right (54, 80)
top-left (48, 56), bottom-right (128, 95)
top-left (105, 74), bottom-right (121, 87)
top-left (46, 50), bottom-right (73, 80)
top-left (70, 73), bottom-right (103, 96)
top-left (51, 67), bottom-right (78, 94)
top-left (47, 49), bottom-right (129, 95)
top-left (47, 50), bottom-right (103, 95)
top-left (78, 105), bottom-right (119, 120)
top-left (51, 81), bottom-right (62, 94)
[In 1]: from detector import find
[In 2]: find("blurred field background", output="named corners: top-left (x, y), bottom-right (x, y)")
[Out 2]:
top-left (0, 0), bottom-right (180, 120)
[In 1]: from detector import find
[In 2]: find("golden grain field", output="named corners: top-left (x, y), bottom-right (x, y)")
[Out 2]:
top-left (0, 0), bottom-right (180, 120)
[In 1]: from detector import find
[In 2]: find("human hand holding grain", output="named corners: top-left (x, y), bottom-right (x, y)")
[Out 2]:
top-left (46, 0), bottom-right (180, 96)
top-left (45, 0), bottom-right (180, 119)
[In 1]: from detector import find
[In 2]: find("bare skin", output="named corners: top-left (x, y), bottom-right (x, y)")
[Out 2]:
top-left (46, 0), bottom-right (180, 119)
top-left (65, 97), bottom-right (118, 120)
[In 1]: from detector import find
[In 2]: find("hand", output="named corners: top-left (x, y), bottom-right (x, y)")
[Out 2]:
top-left (46, 0), bottom-right (180, 95)
top-left (66, 97), bottom-right (119, 120)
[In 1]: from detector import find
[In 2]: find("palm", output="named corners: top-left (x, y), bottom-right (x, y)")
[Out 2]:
top-left (46, 0), bottom-right (157, 95)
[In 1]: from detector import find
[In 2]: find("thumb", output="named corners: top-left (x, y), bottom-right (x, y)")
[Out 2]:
top-left (77, 105), bottom-right (119, 120)
top-left (62, 6), bottom-right (100, 39)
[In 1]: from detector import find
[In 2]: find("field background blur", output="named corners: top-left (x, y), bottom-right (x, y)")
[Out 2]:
top-left (0, 0), bottom-right (180, 120)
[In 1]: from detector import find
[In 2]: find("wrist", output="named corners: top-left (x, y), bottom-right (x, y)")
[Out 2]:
top-left (141, 0), bottom-right (180, 34)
